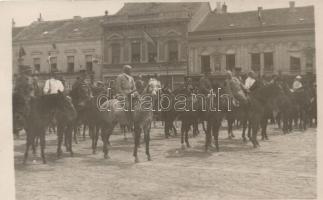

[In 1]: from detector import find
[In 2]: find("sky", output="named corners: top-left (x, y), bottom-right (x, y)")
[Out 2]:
top-left (0, 0), bottom-right (317, 27)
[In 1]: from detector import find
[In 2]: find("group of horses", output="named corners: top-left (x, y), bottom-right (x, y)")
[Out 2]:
top-left (13, 76), bottom-right (317, 165)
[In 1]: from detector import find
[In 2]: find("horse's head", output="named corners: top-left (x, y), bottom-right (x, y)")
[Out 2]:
top-left (56, 91), bottom-right (77, 118)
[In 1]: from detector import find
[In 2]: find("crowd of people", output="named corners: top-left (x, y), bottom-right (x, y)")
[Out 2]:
top-left (13, 63), bottom-right (316, 123)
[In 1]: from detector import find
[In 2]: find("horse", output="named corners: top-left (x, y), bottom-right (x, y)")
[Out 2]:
top-left (22, 91), bottom-right (76, 164)
top-left (246, 82), bottom-right (282, 148)
top-left (96, 81), bottom-right (159, 162)
top-left (56, 96), bottom-right (77, 158)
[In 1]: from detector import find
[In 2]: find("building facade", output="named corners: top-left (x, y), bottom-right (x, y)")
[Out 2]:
top-left (12, 16), bottom-right (104, 89)
top-left (100, 2), bottom-right (211, 88)
top-left (188, 2), bottom-right (315, 78)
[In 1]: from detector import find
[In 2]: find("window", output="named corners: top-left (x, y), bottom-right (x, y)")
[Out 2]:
top-left (251, 53), bottom-right (261, 72)
top-left (111, 43), bottom-right (121, 64)
top-left (67, 56), bottom-right (74, 73)
top-left (85, 55), bottom-right (93, 72)
top-left (168, 40), bottom-right (178, 62)
top-left (201, 56), bottom-right (211, 73)
top-left (305, 48), bottom-right (314, 69)
top-left (226, 54), bottom-right (235, 70)
top-left (50, 57), bottom-right (57, 72)
top-left (213, 55), bottom-right (221, 72)
top-left (131, 42), bottom-right (141, 63)
top-left (33, 58), bottom-right (40, 72)
top-left (148, 42), bottom-right (157, 63)
top-left (264, 52), bottom-right (274, 72)
top-left (290, 56), bottom-right (301, 72)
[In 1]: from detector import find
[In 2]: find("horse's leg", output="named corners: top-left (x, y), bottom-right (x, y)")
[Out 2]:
top-left (205, 120), bottom-right (212, 152)
top-left (133, 124), bottom-right (141, 163)
top-left (83, 124), bottom-right (87, 140)
top-left (260, 116), bottom-right (267, 140)
top-left (172, 121), bottom-right (177, 136)
top-left (101, 126), bottom-right (110, 159)
top-left (144, 123), bottom-right (151, 161)
top-left (180, 121), bottom-right (185, 149)
top-left (212, 121), bottom-right (220, 152)
top-left (66, 124), bottom-right (74, 156)
top-left (185, 123), bottom-right (191, 148)
top-left (73, 125), bottom-right (78, 144)
top-left (23, 129), bottom-right (32, 164)
top-left (57, 124), bottom-right (63, 158)
top-left (123, 125), bottom-right (127, 141)
top-left (40, 128), bottom-right (47, 164)
top-left (242, 118), bottom-right (247, 142)
top-left (90, 125), bottom-right (96, 154)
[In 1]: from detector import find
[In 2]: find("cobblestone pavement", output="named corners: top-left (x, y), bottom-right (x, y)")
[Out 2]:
top-left (14, 124), bottom-right (316, 200)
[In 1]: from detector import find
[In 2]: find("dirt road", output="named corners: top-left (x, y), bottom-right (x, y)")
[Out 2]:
top-left (14, 125), bottom-right (316, 200)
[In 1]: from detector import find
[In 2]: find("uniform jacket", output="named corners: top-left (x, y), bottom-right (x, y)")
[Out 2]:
top-left (115, 73), bottom-right (136, 96)
top-left (199, 76), bottom-right (212, 94)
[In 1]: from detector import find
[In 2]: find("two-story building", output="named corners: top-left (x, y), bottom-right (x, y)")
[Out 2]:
top-left (100, 2), bottom-right (211, 88)
top-left (188, 2), bottom-right (315, 79)
top-left (12, 15), bottom-right (105, 89)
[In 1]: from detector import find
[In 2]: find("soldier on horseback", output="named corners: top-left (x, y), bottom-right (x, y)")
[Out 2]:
top-left (43, 70), bottom-right (64, 95)
top-left (115, 65), bottom-right (137, 112)
top-left (225, 68), bottom-right (248, 106)
top-left (199, 71), bottom-right (212, 94)
top-left (292, 75), bottom-right (303, 92)
top-left (70, 70), bottom-right (92, 108)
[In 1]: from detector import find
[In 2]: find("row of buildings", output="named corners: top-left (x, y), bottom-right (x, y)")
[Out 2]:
top-left (12, 1), bottom-right (315, 89)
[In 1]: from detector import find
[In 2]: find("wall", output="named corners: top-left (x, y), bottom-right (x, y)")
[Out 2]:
top-left (189, 33), bottom-right (315, 75)
top-left (12, 39), bottom-right (102, 77)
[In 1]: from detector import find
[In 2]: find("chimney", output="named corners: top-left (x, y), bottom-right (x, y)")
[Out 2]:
top-left (216, 2), bottom-right (222, 14)
top-left (222, 2), bottom-right (227, 13)
top-left (257, 7), bottom-right (263, 22)
top-left (289, 1), bottom-right (296, 11)
top-left (105, 10), bottom-right (109, 16)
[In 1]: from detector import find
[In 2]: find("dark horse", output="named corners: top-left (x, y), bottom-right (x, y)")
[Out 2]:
top-left (22, 92), bottom-right (76, 164)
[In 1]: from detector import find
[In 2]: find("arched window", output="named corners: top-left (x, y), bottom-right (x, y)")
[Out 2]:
top-left (168, 40), bottom-right (178, 62)
top-left (111, 43), bottom-right (121, 64)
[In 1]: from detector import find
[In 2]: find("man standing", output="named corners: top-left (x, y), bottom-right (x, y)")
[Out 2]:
top-left (43, 70), bottom-right (64, 95)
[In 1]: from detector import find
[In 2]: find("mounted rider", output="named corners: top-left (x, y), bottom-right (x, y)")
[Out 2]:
top-left (115, 65), bottom-right (137, 111)
top-left (199, 71), bottom-right (212, 95)
top-left (43, 69), bottom-right (64, 95)
top-left (14, 65), bottom-right (34, 117)
top-left (135, 74), bottom-right (145, 95)
top-left (244, 70), bottom-right (258, 93)
top-left (225, 68), bottom-right (248, 106)
top-left (148, 73), bottom-right (162, 95)
top-left (292, 75), bottom-right (303, 92)
top-left (70, 70), bottom-right (92, 109)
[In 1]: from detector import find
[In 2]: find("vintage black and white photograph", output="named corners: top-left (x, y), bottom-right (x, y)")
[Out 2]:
top-left (1, 0), bottom-right (320, 199)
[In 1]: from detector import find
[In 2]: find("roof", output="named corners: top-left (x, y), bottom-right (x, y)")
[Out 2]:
top-left (116, 2), bottom-right (206, 16)
top-left (195, 6), bottom-right (314, 32)
top-left (13, 16), bottom-right (104, 43)
top-left (12, 26), bottom-right (26, 38)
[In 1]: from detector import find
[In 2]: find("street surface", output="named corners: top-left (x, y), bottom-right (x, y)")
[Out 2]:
top-left (14, 124), bottom-right (316, 200)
